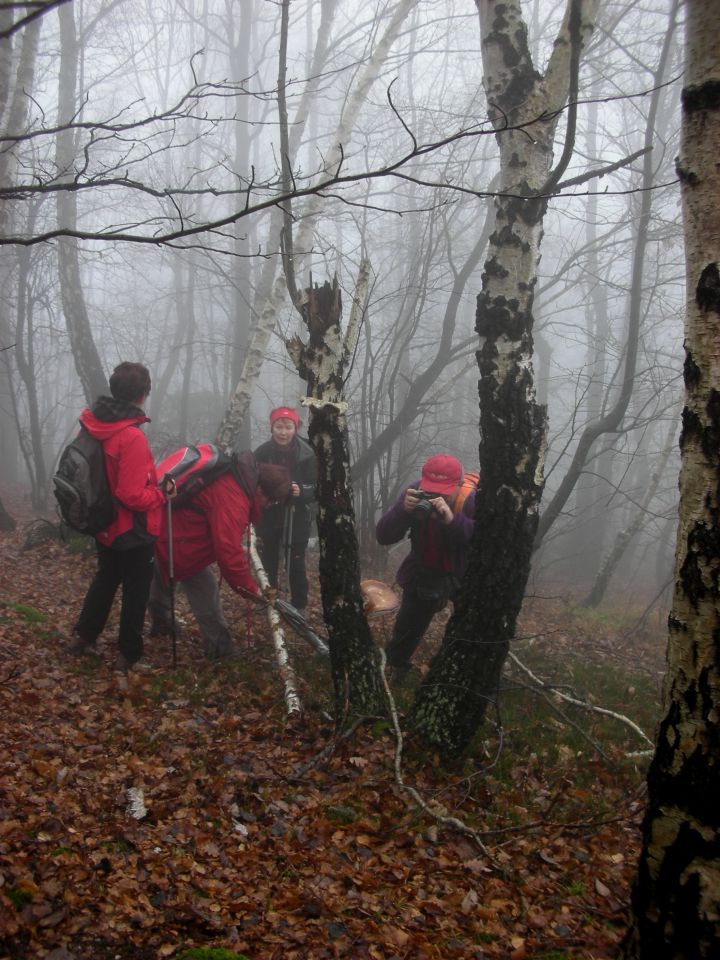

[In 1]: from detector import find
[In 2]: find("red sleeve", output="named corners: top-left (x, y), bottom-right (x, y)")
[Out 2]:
top-left (113, 428), bottom-right (165, 514)
top-left (202, 475), bottom-right (261, 598)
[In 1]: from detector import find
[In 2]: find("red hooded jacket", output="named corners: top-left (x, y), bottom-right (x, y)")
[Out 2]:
top-left (153, 471), bottom-right (263, 600)
top-left (79, 403), bottom-right (164, 549)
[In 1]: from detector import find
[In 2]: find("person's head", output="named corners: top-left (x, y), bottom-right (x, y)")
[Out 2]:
top-left (109, 362), bottom-right (151, 406)
top-left (419, 454), bottom-right (463, 503)
top-left (257, 463), bottom-right (292, 506)
top-left (270, 406), bottom-right (300, 447)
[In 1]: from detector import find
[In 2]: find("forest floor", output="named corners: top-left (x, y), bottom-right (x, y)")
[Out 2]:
top-left (0, 496), bottom-right (668, 960)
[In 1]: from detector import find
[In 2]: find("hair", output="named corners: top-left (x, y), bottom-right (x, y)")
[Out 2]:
top-left (257, 463), bottom-right (292, 503)
top-left (109, 362), bottom-right (151, 403)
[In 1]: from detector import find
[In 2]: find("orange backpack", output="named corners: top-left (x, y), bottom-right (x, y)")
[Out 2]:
top-left (453, 472), bottom-right (480, 515)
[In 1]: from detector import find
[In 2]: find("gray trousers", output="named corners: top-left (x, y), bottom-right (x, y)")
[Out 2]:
top-left (148, 566), bottom-right (235, 658)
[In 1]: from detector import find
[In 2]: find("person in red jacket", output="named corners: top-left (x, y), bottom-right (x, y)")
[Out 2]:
top-left (148, 456), bottom-right (291, 659)
top-left (68, 362), bottom-right (167, 672)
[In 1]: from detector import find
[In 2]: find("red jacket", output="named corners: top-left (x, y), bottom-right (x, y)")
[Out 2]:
top-left (80, 405), bottom-right (164, 549)
top-left (154, 472), bottom-right (263, 600)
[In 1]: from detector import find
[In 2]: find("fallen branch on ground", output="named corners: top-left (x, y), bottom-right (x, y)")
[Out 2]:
top-left (507, 651), bottom-right (653, 750)
top-left (378, 648), bottom-right (498, 866)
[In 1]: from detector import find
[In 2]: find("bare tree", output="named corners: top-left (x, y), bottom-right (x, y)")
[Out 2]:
top-left (287, 267), bottom-right (384, 718)
top-left (410, 0), bottom-right (598, 756)
top-left (622, 4), bottom-right (720, 955)
top-left (55, 2), bottom-right (107, 402)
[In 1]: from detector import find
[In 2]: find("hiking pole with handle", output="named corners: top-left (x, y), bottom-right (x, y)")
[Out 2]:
top-left (282, 503), bottom-right (294, 598)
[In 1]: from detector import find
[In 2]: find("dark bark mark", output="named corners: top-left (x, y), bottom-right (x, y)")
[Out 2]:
top-left (628, 662), bottom-right (720, 957)
top-left (484, 6), bottom-right (540, 110)
top-left (678, 516), bottom-right (720, 609)
top-left (684, 352), bottom-right (701, 390)
top-left (697, 262), bottom-right (720, 314)
top-left (675, 158), bottom-right (700, 186)
top-left (476, 295), bottom-right (531, 343)
top-left (680, 385), bottom-right (720, 465)
top-left (682, 79), bottom-right (720, 114)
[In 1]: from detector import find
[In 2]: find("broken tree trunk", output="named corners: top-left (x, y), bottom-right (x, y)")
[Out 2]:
top-left (287, 267), bottom-right (384, 720)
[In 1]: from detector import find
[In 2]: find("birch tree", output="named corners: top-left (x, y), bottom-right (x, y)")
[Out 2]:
top-left (410, 0), bottom-right (598, 756)
top-left (623, 5), bottom-right (720, 955)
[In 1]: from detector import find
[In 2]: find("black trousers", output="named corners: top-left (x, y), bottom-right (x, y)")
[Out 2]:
top-left (258, 527), bottom-right (309, 610)
top-left (385, 585), bottom-right (448, 669)
top-left (75, 542), bottom-right (155, 663)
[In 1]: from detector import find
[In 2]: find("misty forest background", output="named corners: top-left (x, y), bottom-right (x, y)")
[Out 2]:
top-left (0, 0), bottom-right (682, 618)
top-left (3, 0), bottom-right (714, 958)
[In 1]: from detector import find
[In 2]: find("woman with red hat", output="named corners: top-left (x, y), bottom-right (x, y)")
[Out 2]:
top-left (376, 454), bottom-right (476, 681)
top-left (253, 407), bottom-right (318, 611)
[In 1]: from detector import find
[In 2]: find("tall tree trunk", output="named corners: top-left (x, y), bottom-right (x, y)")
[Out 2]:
top-left (410, 0), bottom-right (597, 756)
top-left (15, 223), bottom-right (49, 510)
top-left (0, 12), bottom-right (42, 487)
top-left (287, 267), bottom-right (383, 719)
top-left (622, 7), bottom-right (720, 957)
top-left (56, 2), bottom-right (107, 404)
top-left (229, 0), bottom-right (253, 451)
top-left (568, 91), bottom-right (611, 582)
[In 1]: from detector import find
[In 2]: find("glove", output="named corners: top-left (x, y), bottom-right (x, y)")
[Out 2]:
top-left (161, 474), bottom-right (177, 499)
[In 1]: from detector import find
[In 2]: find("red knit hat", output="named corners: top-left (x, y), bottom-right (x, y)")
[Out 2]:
top-left (419, 454), bottom-right (463, 496)
top-left (270, 406), bottom-right (300, 428)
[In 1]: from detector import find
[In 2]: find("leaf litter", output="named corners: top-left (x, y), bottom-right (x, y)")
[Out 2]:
top-left (0, 511), bottom-right (656, 959)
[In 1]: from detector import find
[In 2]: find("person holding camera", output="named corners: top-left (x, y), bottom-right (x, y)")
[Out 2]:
top-left (375, 454), bottom-right (476, 681)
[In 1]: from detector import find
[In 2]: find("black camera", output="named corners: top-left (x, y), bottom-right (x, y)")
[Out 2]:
top-left (412, 490), bottom-right (436, 518)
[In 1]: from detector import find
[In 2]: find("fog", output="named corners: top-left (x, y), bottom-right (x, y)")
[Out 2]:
top-left (0, 0), bottom-right (683, 610)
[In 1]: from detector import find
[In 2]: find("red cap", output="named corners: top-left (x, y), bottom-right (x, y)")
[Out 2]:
top-left (270, 406), bottom-right (300, 428)
top-left (419, 454), bottom-right (463, 496)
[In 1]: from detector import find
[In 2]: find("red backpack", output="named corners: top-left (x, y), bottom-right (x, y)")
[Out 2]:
top-left (156, 444), bottom-right (257, 509)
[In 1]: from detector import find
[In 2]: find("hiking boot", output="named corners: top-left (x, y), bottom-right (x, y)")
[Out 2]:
top-left (113, 653), bottom-right (132, 674)
top-left (67, 631), bottom-right (96, 656)
top-left (113, 654), bottom-right (152, 674)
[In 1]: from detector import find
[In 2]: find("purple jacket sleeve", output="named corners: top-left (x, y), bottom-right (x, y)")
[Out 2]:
top-left (376, 490), bottom-right (413, 545)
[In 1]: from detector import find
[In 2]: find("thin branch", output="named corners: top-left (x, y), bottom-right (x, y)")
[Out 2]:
top-left (379, 648), bottom-right (499, 865)
top-left (0, 0), bottom-right (70, 40)
top-left (507, 652), bottom-right (654, 748)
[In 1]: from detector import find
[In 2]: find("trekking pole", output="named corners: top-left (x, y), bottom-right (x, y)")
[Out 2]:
top-left (281, 504), bottom-right (293, 597)
top-left (285, 504), bottom-right (294, 598)
top-left (166, 494), bottom-right (177, 669)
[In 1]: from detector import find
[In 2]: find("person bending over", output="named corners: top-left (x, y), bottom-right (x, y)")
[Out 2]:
top-left (149, 456), bottom-right (290, 658)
